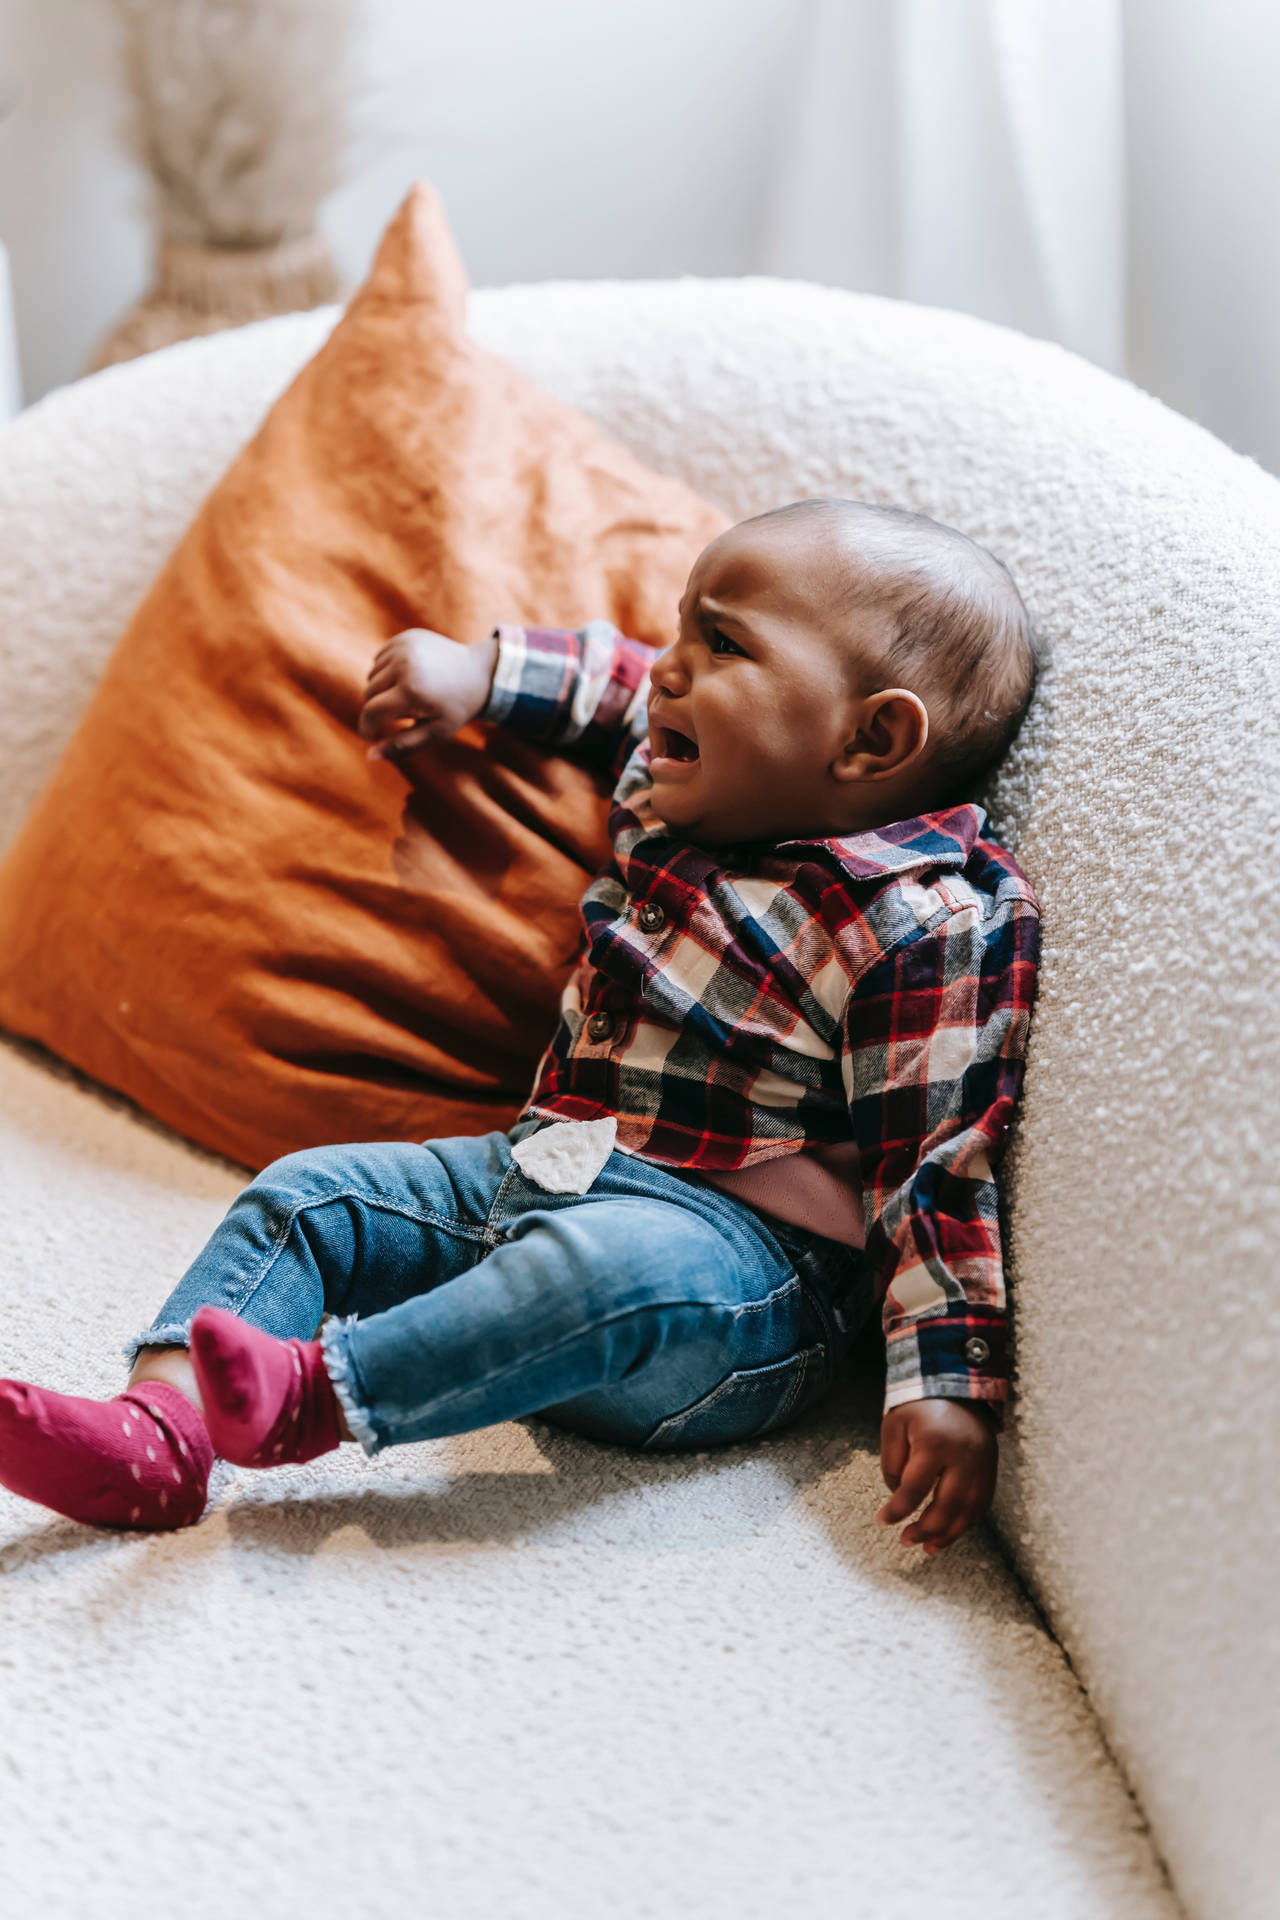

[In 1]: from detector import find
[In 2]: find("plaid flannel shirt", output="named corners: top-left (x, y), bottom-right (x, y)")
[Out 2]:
top-left (483, 620), bottom-right (1041, 1423)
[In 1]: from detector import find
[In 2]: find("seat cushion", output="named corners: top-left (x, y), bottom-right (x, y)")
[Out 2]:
top-left (0, 183), bottom-right (725, 1170)
top-left (0, 1031), bottom-right (1178, 1919)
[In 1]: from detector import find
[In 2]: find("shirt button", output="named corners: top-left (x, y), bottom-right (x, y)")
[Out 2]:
top-left (963, 1337), bottom-right (991, 1367)
top-left (586, 1011), bottom-right (617, 1043)
top-left (637, 901), bottom-right (666, 934)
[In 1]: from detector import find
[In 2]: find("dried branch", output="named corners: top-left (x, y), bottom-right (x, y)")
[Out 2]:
top-left (113, 0), bottom-right (362, 247)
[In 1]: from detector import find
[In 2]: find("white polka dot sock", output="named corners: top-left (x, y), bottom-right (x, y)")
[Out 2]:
top-left (0, 1378), bottom-right (213, 1529)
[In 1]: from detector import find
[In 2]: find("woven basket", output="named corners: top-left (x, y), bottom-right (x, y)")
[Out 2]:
top-left (87, 229), bottom-right (341, 372)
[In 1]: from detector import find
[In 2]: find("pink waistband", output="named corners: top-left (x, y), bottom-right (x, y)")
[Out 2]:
top-left (701, 1143), bottom-right (865, 1247)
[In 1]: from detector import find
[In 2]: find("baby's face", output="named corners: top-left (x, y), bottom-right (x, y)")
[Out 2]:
top-left (646, 517), bottom-right (909, 846)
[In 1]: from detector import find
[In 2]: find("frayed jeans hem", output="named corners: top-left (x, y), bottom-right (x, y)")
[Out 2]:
top-left (320, 1317), bottom-right (381, 1459)
top-left (123, 1321), bottom-right (193, 1368)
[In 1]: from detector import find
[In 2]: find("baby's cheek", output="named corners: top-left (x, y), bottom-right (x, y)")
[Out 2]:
top-left (743, 726), bottom-right (812, 789)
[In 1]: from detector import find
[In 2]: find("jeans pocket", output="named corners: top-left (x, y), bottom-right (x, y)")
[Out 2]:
top-left (641, 1344), bottom-right (826, 1452)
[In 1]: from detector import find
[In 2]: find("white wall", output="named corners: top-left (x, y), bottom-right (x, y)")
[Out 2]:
top-left (0, 0), bottom-right (1278, 475)
top-left (0, 0), bottom-right (150, 406)
top-left (1124, 0), bottom-right (1280, 476)
top-left (0, 0), bottom-right (797, 404)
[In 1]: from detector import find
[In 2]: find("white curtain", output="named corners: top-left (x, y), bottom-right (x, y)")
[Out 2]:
top-left (758, 0), bottom-right (1125, 371)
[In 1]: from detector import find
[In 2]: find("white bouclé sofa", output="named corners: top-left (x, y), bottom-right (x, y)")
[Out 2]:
top-left (1, 280), bottom-right (1276, 1920)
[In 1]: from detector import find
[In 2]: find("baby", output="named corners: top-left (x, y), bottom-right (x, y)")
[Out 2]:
top-left (0, 498), bottom-right (1040, 1556)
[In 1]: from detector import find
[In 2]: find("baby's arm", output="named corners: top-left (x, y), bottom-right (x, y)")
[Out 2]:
top-left (844, 882), bottom-right (1039, 1553)
top-left (359, 621), bottom-right (657, 777)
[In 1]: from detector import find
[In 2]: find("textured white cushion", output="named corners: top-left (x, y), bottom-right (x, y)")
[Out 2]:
top-left (1, 277), bottom-right (1275, 1920)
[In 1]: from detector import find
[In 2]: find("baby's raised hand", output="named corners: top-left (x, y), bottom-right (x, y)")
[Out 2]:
top-left (876, 1398), bottom-right (998, 1555)
top-left (359, 628), bottom-right (499, 761)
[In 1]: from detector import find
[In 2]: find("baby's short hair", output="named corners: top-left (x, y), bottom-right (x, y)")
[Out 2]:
top-left (750, 497), bottom-right (1040, 806)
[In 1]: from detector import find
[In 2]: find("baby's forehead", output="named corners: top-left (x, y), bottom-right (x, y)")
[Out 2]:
top-left (696, 517), bottom-right (860, 603)
top-left (692, 518), bottom-right (913, 641)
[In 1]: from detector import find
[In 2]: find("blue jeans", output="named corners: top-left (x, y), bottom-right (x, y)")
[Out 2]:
top-left (130, 1124), bottom-right (878, 1455)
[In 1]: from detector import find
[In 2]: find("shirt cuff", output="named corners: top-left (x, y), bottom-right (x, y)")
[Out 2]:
top-left (478, 623), bottom-right (528, 727)
top-left (883, 1310), bottom-right (1010, 1431)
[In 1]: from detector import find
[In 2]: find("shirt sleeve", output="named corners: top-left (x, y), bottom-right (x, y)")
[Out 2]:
top-left (480, 620), bottom-right (657, 782)
top-left (842, 881), bottom-right (1040, 1431)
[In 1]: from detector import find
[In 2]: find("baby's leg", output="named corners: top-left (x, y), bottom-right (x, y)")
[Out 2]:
top-left (192, 1181), bottom-right (832, 1464)
top-left (127, 1132), bottom-right (511, 1382)
top-left (0, 1131), bottom-right (513, 1528)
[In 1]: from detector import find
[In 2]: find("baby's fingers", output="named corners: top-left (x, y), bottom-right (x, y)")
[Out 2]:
top-left (901, 1467), bottom-right (980, 1554)
top-left (367, 721), bottom-right (438, 761)
top-left (875, 1448), bottom-right (940, 1529)
top-left (880, 1413), bottom-right (909, 1493)
top-left (358, 685), bottom-right (423, 740)
top-left (367, 633), bottom-right (409, 677)
top-left (364, 657), bottom-right (402, 696)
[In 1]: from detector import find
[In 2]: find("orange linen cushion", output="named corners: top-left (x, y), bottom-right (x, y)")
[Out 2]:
top-left (0, 184), bottom-right (728, 1169)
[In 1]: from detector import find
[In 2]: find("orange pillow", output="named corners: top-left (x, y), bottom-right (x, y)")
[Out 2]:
top-left (0, 184), bottom-right (728, 1169)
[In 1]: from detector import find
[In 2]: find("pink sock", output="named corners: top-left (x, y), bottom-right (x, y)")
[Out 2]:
top-left (0, 1378), bottom-right (213, 1530)
top-left (189, 1308), bottom-right (342, 1469)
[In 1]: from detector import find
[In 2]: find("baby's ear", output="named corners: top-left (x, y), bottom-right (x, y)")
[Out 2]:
top-left (831, 689), bottom-right (929, 785)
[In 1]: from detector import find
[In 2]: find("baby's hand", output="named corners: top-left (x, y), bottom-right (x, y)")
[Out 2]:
top-left (876, 1399), bottom-right (998, 1555)
top-left (359, 628), bottom-right (499, 761)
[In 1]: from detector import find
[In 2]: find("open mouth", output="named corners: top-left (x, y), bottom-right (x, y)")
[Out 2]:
top-left (652, 723), bottom-right (700, 766)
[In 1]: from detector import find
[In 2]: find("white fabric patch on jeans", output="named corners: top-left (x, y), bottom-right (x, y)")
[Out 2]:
top-left (511, 1116), bottom-right (618, 1194)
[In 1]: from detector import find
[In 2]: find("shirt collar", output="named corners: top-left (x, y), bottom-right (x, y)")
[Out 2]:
top-left (775, 803), bottom-right (988, 878)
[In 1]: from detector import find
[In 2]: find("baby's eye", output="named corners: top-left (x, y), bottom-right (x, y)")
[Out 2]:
top-left (709, 629), bottom-right (745, 657)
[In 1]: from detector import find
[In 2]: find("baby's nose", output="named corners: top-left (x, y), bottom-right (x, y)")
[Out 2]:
top-left (650, 645), bottom-right (690, 696)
